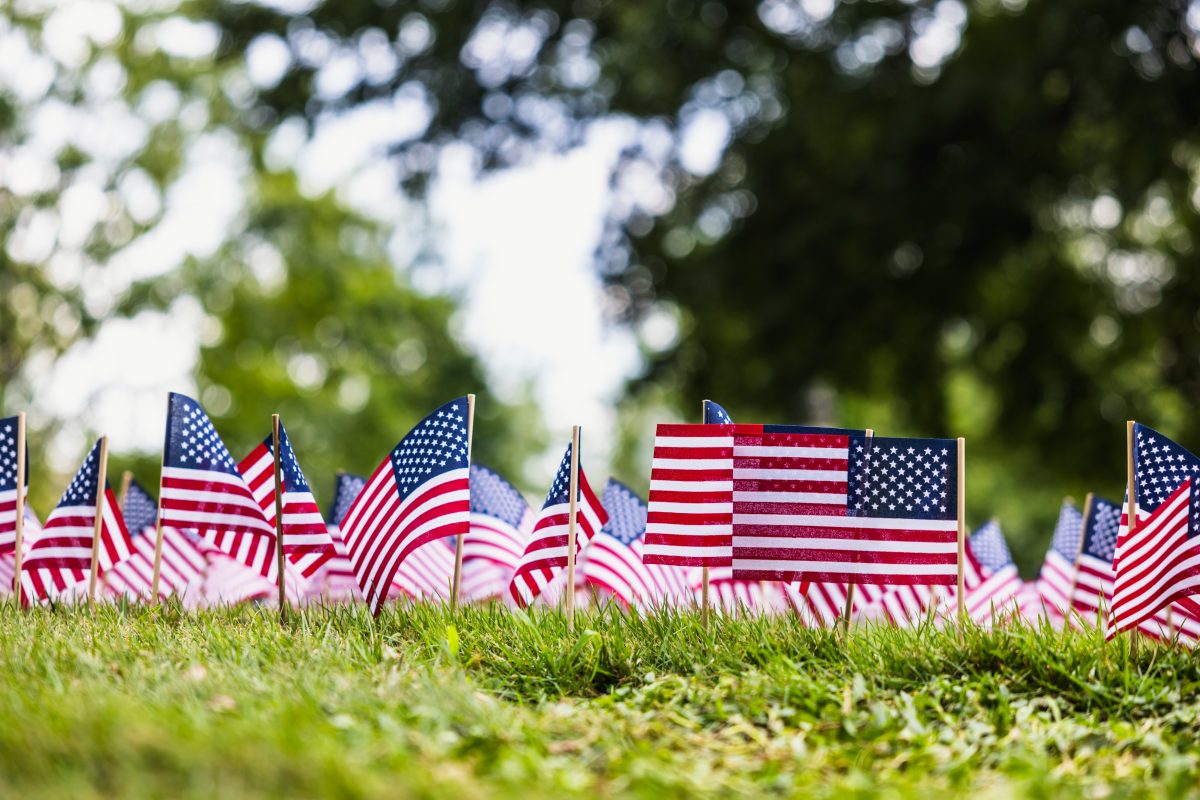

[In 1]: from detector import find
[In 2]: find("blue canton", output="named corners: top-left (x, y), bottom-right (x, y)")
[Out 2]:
top-left (331, 473), bottom-right (366, 527)
top-left (0, 416), bottom-right (22, 492)
top-left (847, 436), bottom-right (957, 520)
top-left (469, 464), bottom-right (530, 527)
top-left (388, 397), bottom-right (470, 500)
top-left (969, 520), bottom-right (1013, 572)
top-left (265, 422), bottom-right (311, 493)
top-left (703, 400), bottom-right (732, 425)
top-left (1081, 497), bottom-right (1121, 561)
top-left (542, 441), bottom-right (579, 510)
top-left (123, 479), bottom-right (159, 534)
top-left (1049, 501), bottom-right (1084, 559)
top-left (164, 393), bottom-right (239, 474)
top-left (57, 439), bottom-right (103, 509)
top-left (599, 479), bottom-right (647, 545)
top-left (1133, 423), bottom-right (1200, 514)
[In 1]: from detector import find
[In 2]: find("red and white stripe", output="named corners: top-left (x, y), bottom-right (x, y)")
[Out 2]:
top-left (644, 424), bottom-right (733, 566)
top-left (0, 485), bottom-right (18, 556)
top-left (508, 469), bottom-right (607, 608)
top-left (0, 506), bottom-right (40, 596)
top-left (459, 509), bottom-right (533, 602)
top-left (238, 441), bottom-right (337, 578)
top-left (582, 532), bottom-right (692, 611)
top-left (389, 539), bottom-right (456, 601)
top-left (341, 463), bottom-right (470, 615)
top-left (304, 525), bottom-right (362, 603)
top-left (104, 526), bottom-right (207, 602)
top-left (688, 566), bottom-right (786, 617)
top-left (1110, 484), bottom-right (1200, 637)
top-left (160, 464), bottom-right (275, 540)
top-left (21, 488), bottom-right (133, 603)
top-left (1034, 546), bottom-right (1077, 623)
top-left (192, 538), bottom-right (275, 607)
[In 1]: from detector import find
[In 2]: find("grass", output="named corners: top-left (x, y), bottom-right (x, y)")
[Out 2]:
top-left (0, 602), bottom-right (1197, 799)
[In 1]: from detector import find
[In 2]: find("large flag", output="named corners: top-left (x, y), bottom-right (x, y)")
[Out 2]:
top-left (582, 479), bottom-right (692, 610)
top-left (339, 397), bottom-right (471, 615)
top-left (104, 481), bottom-right (207, 603)
top-left (1070, 496), bottom-right (1121, 628)
top-left (237, 422), bottom-right (338, 578)
top-left (462, 463), bottom-right (535, 602)
top-left (1110, 424), bottom-right (1200, 637)
top-left (1033, 500), bottom-right (1084, 622)
top-left (508, 440), bottom-right (607, 608)
top-left (0, 415), bottom-right (26, 556)
top-left (21, 439), bottom-right (134, 602)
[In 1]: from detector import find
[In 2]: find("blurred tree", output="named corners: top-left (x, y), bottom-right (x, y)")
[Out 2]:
top-left (187, 0), bottom-right (1200, 567)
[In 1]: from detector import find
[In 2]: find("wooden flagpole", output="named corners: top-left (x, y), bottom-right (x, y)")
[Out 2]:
top-left (565, 425), bottom-right (581, 633)
top-left (117, 470), bottom-right (133, 511)
top-left (150, 397), bottom-right (170, 603)
top-left (1125, 420), bottom-right (1137, 655)
top-left (956, 437), bottom-right (967, 626)
top-left (451, 394), bottom-right (475, 610)
top-left (1064, 492), bottom-right (1093, 624)
top-left (12, 413), bottom-right (26, 609)
top-left (272, 414), bottom-right (287, 623)
top-left (701, 400), bottom-right (711, 631)
top-left (87, 436), bottom-right (110, 609)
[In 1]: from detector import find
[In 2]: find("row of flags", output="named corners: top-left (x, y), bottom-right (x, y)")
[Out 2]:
top-left (0, 398), bottom-right (1198, 644)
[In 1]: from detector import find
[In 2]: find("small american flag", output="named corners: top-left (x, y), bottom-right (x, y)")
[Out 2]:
top-left (0, 415), bottom-right (26, 556)
top-left (951, 520), bottom-right (1023, 625)
top-left (237, 422), bottom-right (338, 578)
top-left (121, 479), bottom-right (159, 535)
top-left (1033, 500), bottom-right (1083, 622)
top-left (389, 538), bottom-right (456, 601)
top-left (581, 480), bottom-right (692, 610)
top-left (461, 463), bottom-right (534, 602)
top-left (1070, 496), bottom-right (1120, 629)
top-left (331, 473), bottom-right (366, 528)
top-left (507, 440), bottom-right (607, 608)
top-left (703, 400), bottom-right (732, 425)
top-left (0, 506), bottom-right (40, 598)
top-left (1110, 424), bottom-right (1200, 637)
top-left (21, 439), bottom-right (134, 603)
top-left (160, 392), bottom-right (275, 553)
top-left (192, 536), bottom-right (276, 607)
top-left (340, 397), bottom-right (471, 615)
top-left (104, 480), bottom-right (207, 603)
top-left (690, 566), bottom-right (786, 616)
top-left (312, 473), bottom-right (365, 602)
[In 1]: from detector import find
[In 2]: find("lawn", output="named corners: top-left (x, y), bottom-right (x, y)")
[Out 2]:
top-left (0, 602), bottom-right (1195, 798)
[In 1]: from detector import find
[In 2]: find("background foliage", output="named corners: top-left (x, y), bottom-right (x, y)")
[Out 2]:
top-left (6, 0), bottom-right (1200, 567)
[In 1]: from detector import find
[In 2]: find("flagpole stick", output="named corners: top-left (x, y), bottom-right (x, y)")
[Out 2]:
top-left (12, 413), bottom-right (26, 609)
top-left (956, 437), bottom-right (967, 627)
top-left (451, 394), bottom-right (475, 611)
top-left (117, 470), bottom-right (133, 511)
top-left (565, 425), bottom-right (581, 633)
top-left (272, 414), bottom-right (287, 624)
top-left (1126, 420), bottom-right (1138, 657)
top-left (88, 436), bottom-right (110, 609)
top-left (1065, 492), bottom-right (1093, 624)
top-left (150, 397), bottom-right (170, 604)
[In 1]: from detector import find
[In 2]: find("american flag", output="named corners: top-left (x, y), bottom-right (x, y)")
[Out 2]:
top-left (237, 422), bottom-right (338, 578)
top-left (581, 479), bottom-right (692, 610)
top-left (782, 580), bottom-right (884, 627)
top-left (389, 538), bottom-right (456, 601)
top-left (20, 439), bottom-right (135, 603)
top-left (1070, 495), bottom-right (1121, 629)
top-left (1033, 500), bottom-right (1083, 622)
top-left (692, 566), bottom-right (787, 616)
top-left (1110, 424), bottom-right (1200, 637)
top-left (875, 537), bottom-right (983, 626)
top-left (0, 506), bottom-right (40, 597)
top-left (461, 463), bottom-right (534, 602)
top-left (159, 393), bottom-right (276, 579)
top-left (331, 473), bottom-right (366, 528)
top-left (192, 536), bottom-right (275, 607)
top-left (339, 397), bottom-right (471, 615)
top-left (312, 473), bottom-right (365, 602)
top-left (104, 482), bottom-right (207, 603)
top-left (704, 400), bottom-right (732, 425)
top-left (508, 440), bottom-right (607, 608)
top-left (0, 415), bottom-right (26, 556)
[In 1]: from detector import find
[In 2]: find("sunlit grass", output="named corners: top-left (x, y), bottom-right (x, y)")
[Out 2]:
top-left (0, 601), bottom-right (1193, 798)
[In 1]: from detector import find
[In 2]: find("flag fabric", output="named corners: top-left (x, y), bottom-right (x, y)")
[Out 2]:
top-left (784, 580), bottom-right (886, 627)
top-left (103, 482), bottom-right (208, 603)
top-left (159, 393), bottom-right (277, 575)
top-left (237, 423), bottom-right (338, 578)
top-left (703, 400), bottom-right (732, 425)
top-left (339, 397), bottom-right (471, 615)
top-left (192, 536), bottom-right (275, 606)
top-left (0, 506), bottom-right (40, 597)
top-left (691, 566), bottom-right (786, 616)
top-left (21, 440), bottom-right (135, 603)
top-left (1070, 496), bottom-right (1121, 629)
top-left (1110, 424), bottom-right (1200, 637)
top-left (581, 479), bottom-right (692, 610)
top-left (331, 473), bottom-right (366, 528)
top-left (732, 432), bottom-right (959, 585)
top-left (951, 520), bottom-right (1023, 625)
top-left (462, 463), bottom-right (535, 602)
top-left (508, 441), bottom-right (607, 608)
top-left (121, 479), bottom-right (159, 535)
top-left (0, 415), bottom-right (26, 557)
top-left (389, 538), bottom-right (456, 601)
top-left (1033, 500), bottom-right (1084, 622)
top-left (309, 473), bottom-right (367, 602)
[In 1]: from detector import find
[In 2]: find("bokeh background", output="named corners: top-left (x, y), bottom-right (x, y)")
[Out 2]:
top-left (4, 0), bottom-right (1200, 571)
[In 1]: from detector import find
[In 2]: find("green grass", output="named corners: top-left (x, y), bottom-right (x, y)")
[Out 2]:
top-left (0, 602), bottom-right (1196, 799)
